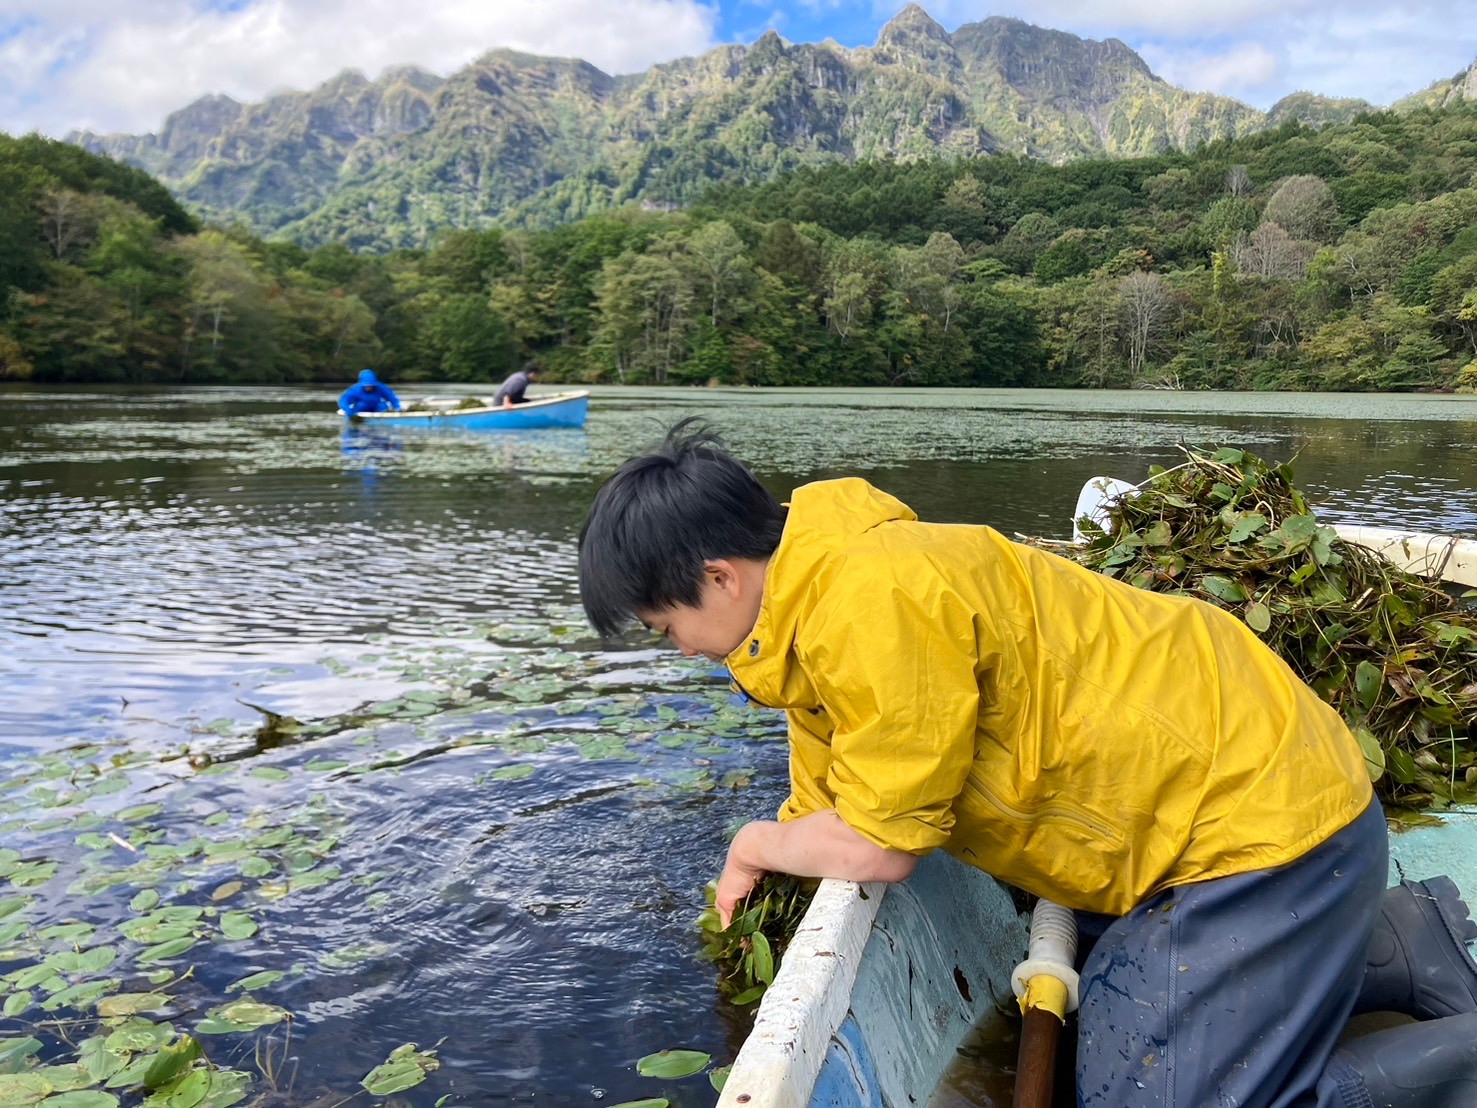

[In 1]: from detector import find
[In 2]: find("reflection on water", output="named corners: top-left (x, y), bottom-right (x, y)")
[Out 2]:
top-left (4, 384), bottom-right (1477, 1104)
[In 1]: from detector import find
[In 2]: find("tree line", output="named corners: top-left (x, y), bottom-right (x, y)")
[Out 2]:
top-left (3, 104), bottom-right (1477, 390)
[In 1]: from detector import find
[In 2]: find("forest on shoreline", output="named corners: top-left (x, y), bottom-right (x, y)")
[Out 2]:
top-left (3, 102), bottom-right (1477, 391)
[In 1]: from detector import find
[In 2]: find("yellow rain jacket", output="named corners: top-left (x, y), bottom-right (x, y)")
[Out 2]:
top-left (724, 478), bottom-right (1372, 916)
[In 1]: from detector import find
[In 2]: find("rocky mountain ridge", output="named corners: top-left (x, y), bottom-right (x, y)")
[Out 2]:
top-left (68, 5), bottom-right (1477, 249)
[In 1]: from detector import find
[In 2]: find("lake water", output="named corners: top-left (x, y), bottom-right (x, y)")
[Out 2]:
top-left (5, 384), bottom-right (1477, 1106)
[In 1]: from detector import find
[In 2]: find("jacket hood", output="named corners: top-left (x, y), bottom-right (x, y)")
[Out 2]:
top-left (726, 478), bottom-right (916, 708)
top-left (358, 369), bottom-right (380, 387)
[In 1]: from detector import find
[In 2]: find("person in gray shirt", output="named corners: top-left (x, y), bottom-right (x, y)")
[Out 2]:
top-left (493, 363), bottom-right (540, 408)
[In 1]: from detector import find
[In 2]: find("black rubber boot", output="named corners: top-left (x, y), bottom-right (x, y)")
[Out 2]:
top-left (1355, 876), bottom-right (1477, 1020)
top-left (1325, 1011), bottom-right (1477, 1108)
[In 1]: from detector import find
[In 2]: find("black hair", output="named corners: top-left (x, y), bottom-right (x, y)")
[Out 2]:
top-left (578, 419), bottom-right (787, 637)
top-left (522, 361), bottom-right (540, 375)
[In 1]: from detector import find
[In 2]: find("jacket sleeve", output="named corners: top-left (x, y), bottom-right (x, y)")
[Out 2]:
top-left (338, 386), bottom-right (361, 413)
top-left (380, 384), bottom-right (402, 410)
top-left (802, 575), bottom-right (983, 855)
top-left (776, 706), bottom-right (837, 823)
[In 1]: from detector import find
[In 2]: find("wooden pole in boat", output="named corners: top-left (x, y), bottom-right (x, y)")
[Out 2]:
top-left (1013, 979), bottom-right (1066, 1108)
top-left (1010, 901), bottom-right (1079, 1108)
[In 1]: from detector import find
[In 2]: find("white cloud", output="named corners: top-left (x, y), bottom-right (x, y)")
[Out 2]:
top-left (0, 0), bottom-right (719, 137)
top-left (1136, 41), bottom-right (1279, 101)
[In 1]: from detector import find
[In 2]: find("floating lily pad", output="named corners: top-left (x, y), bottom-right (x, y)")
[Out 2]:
top-left (130, 890), bottom-right (161, 912)
top-left (96, 993), bottom-right (170, 1017)
top-left (40, 1092), bottom-right (122, 1108)
top-left (140, 1034), bottom-right (201, 1091)
top-left (195, 1000), bottom-right (286, 1034)
top-left (3, 992), bottom-right (31, 1018)
top-left (224, 971), bottom-right (282, 993)
top-left (635, 1050), bottom-right (711, 1079)
top-left (361, 1043), bottom-right (439, 1096)
top-left (217, 913), bottom-right (256, 941)
top-left (136, 938), bottom-right (196, 964)
top-left (116, 805), bottom-right (163, 824)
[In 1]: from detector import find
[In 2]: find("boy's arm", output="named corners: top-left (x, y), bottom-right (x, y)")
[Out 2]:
top-left (715, 809), bottom-right (916, 927)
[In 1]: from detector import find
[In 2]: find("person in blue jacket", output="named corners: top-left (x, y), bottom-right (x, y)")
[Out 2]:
top-left (338, 369), bottom-right (401, 415)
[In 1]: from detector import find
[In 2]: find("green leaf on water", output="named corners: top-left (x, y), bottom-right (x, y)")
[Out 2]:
top-left (487, 765), bottom-right (536, 781)
top-left (709, 1065), bottom-right (731, 1092)
top-left (728, 985), bottom-right (765, 1005)
top-left (136, 938), bottom-right (196, 964)
top-left (117, 804), bottom-right (163, 824)
top-left (203, 1001), bottom-right (285, 1031)
top-left (47, 946), bottom-right (116, 976)
top-left (2, 992), bottom-right (31, 1018)
top-left (9, 862), bottom-right (58, 888)
top-left (361, 1043), bottom-right (439, 1096)
top-left (130, 890), bottom-right (160, 912)
top-left (38, 1092), bottom-right (121, 1108)
top-left (34, 1064), bottom-right (97, 1093)
top-left (0, 1073), bottom-right (50, 1106)
top-left (635, 1050), bottom-right (711, 1079)
top-left (249, 767), bottom-right (290, 782)
top-left (0, 899), bottom-right (30, 922)
top-left (607, 1102), bottom-right (668, 1108)
top-left (305, 760), bottom-right (347, 773)
top-left (141, 1035), bottom-right (201, 1091)
top-left (194, 1069), bottom-right (251, 1108)
top-left (225, 971), bottom-right (283, 993)
top-left (40, 979), bottom-right (120, 1012)
top-left (239, 858), bottom-right (271, 879)
top-left (141, 1066), bottom-right (207, 1108)
top-left (0, 1037), bottom-right (44, 1071)
top-left (96, 993), bottom-right (170, 1017)
top-left (105, 1019), bottom-right (175, 1054)
top-left (217, 913), bottom-right (256, 941)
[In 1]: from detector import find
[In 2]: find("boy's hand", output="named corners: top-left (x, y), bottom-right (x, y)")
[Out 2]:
top-left (716, 822), bottom-right (769, 928)
top-left (713, 813), bottom-right (918, 927)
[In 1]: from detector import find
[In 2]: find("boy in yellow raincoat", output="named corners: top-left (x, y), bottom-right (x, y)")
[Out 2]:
top-left (578, 423), bottom-right (1477, 1108)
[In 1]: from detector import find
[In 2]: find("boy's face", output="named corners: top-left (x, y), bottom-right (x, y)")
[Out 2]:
top-left (638, 558), bottom-right (765, 663)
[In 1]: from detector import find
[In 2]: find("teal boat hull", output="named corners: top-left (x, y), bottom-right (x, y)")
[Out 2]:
top-left (345, 390), bottom-right (589, 430)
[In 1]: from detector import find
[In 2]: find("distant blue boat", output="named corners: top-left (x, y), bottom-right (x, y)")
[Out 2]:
top-left (343, 390), bottom-right (589, 430)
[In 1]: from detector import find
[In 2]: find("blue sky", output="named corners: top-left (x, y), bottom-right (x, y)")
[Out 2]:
top-left (2, 0), bottom-right (1473, 138)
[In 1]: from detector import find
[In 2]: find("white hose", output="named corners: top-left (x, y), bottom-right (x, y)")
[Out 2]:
top-left (1010, 899), bottom-right (1081, 1013)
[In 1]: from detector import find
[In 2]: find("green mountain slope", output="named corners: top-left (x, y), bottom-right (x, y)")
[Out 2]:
top-left (66, 6), bottom-right (1464, 250)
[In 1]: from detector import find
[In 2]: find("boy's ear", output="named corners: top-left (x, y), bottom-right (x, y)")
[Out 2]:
top-left (703, 558), bottom-right (742, 597)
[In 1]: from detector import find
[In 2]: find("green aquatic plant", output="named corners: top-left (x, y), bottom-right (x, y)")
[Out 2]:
top-left (695, 875), bottom-right (816, 1005)
top-left (1064, 447), bottom-right (1477, 812)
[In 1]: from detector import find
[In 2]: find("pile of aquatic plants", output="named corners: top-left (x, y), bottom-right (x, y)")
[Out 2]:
top-left (696, 875), bottom-right (816, 1005)
top-left (1068, 447), bottom-right (1477, 813)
